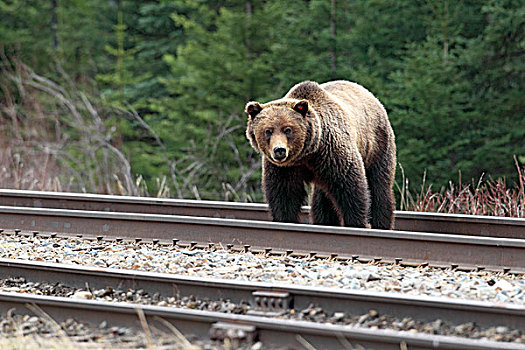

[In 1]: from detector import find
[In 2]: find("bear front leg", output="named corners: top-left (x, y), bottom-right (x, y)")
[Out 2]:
top-left (311, 186), bottom-right (342, 226)
top-left (314, 157), bottom-right (370, 228)
top-left (263, 159), bottom-right (307, 223)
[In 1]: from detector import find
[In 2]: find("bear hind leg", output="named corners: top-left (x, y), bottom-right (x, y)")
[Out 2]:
top-left (311, 186), bottom-right (342, 226)
top-left (366, 152), bottom-right (395, 230)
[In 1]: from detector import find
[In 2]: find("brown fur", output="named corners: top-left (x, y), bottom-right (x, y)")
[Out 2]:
top-left (245, 80), bottom-right (396, 229)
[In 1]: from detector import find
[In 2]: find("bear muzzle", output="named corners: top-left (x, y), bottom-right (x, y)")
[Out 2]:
top-left (272, 146), bottom-right (287, 162)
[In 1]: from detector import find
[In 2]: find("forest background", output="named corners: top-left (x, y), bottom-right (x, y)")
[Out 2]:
top-left (0, 0), bottom-right (523, 209)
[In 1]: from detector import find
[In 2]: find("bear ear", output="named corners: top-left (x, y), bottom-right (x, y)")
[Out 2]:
top-left (293, 99), bottom-right (309, 117)
top-left (245, 101), bottom-right (263, 119)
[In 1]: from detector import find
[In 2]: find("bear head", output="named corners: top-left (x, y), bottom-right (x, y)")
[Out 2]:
top-left (245, 98), bottom-right (321, 166)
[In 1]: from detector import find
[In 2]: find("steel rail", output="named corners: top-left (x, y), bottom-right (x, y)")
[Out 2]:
top-left (0, 189), bottom-right (523, 239)
top-left (0, 292), bottom-right (521, 350)
top-left (0, 258), bottom-right (522, 330)
top-left (0, 206), bottom-right (524, 271)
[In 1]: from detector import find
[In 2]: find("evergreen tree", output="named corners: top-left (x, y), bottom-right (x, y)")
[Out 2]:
top-left (460, 0), bottom-right (525, 179)
top-left (389, 38), bottom-right (478, 186)
top-left (0, 0), bottom-right (53, 69)
top-left (138, 0), bottom-right (277, 198)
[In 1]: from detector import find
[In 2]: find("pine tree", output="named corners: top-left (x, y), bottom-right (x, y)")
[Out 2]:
top-left (459, 0), bottom-right (525, 179)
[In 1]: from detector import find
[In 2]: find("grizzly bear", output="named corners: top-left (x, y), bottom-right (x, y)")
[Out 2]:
top-left (245, 80), bottom-right (396, 229)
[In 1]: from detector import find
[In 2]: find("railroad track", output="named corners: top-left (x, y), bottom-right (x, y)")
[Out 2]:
top-left (2, 259), bottom-right (523, 329)
top-left (3, 293), bottom-right (519, 350)
top-left (0, 189), bottom-right (523, 239)
top-left (0, 190), bottom-right (524, 349)
top-left (0, 205), bottom-right (523, 272)
top-left (0, 259), bottom-right (523, 349)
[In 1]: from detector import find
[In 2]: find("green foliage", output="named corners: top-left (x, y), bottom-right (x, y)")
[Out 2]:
top-left (145, 1), bottom-right (273, 198)
top-left (458, 0), bottom-right (525, 181)
top-left (0, 0), bottom-right (52, 67)
top-left (96, 3), bottom-right (141, 106)
top-left (389, 37), bottom-right (479, 185)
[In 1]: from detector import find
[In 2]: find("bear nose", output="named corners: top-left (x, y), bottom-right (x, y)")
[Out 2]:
top-left (273, 146), bottom-right (287, 161)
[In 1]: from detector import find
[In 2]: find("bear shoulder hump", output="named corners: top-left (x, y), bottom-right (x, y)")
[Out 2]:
top-left (285, 81), bottom-right (326, 101)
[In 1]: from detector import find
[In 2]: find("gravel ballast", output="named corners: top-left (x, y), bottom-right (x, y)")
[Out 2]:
top-left (1, 231), bottom-right (525, 348)
top-left (0, 233), bottom-right (522, 305)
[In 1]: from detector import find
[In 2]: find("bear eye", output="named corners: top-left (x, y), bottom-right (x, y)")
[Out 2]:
top-left (283, 127), bottom-right (292, 136)
top-left (265, 129), bottom-right (273, 138)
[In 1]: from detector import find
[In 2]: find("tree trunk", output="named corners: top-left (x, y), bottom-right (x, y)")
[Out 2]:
top-left (330, 0), bottom-right (337, 78)
top-left (50, 0), bottom-right (59, 51)
top-left (117, 0), bottom-right (124, 104)
top-left (246, 0), bottom-right (252, 56)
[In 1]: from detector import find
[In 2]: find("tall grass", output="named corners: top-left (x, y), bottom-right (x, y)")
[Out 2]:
top-left (395, 157), bottom-right (525, 217)
top-left (0, 305), bottom-right (199, 349)
top-left (0, 56), bottom-right (141, 195)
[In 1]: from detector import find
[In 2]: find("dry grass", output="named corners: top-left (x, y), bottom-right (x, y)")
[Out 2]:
top-left (0, 337), bottom-right (78, 350)
top-left (0, 328), bottom-right (198, 350)
top-left (0, 306), bottom-right (200, 350)
top-left (0, 55), bottom-right (139, 195)
top-left (396, 157), bottom-right (525, 217)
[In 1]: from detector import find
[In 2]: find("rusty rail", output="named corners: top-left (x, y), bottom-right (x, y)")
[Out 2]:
top-left (0, 292), bottom-right (521, 350)
top-left (0, 206), bottom-right (524, 272)
top-left (0, 189), bottom-right (523, 238)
